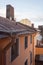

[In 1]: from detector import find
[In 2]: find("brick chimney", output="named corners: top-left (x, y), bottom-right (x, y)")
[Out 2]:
top-left (6, 5), bottom-right (14, 20)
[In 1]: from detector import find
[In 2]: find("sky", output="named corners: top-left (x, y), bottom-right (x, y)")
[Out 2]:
top-left (0, 0), bottom-right (43, 27)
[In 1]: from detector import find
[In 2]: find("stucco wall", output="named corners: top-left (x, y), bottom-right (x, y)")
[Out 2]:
top-left (5, 34), bottom-right (34, 65)
top-left (0, 37), bottom-right (12, 65)
top-left (0, 37), bottom-right (12, 50)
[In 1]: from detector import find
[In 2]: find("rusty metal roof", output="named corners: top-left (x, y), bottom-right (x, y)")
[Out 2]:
top-left (0, 16), bottom-right (36, 38)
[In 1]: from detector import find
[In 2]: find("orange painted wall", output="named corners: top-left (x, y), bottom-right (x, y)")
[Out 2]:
top-left (0, 34), bottom-right (35, 65)
top-left (6, 34), bottom-right (35, 65)
top-left (0, 37), bottom-right (12, 65)
top-left (0, 37), bottom-right (12, 50)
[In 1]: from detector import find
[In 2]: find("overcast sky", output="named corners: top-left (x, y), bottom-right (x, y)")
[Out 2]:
top-left (0, 0), bottom-right (43, 27)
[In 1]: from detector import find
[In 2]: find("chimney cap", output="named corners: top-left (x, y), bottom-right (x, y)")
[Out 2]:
top-left (6, 4), bottom-right (14, 8)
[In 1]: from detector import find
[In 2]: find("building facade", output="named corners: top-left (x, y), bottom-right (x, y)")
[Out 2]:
top-left (0, 5), bottom-right (36, 65)
top-left (0, 16), bottom-right (36, 65)
top-left (20, 19), bottom-right (32, 27)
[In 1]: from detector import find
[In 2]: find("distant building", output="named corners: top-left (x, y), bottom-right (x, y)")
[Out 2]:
top-left (20, 19), bottom-right (34, 27)
top-left (38, 25), bottom-right (43, 42)
top-left (34, 25), bottom-right (43, 65)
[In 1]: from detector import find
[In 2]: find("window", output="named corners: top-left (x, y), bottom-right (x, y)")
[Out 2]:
top-left (39, 55), bottom-right (43, 61)
top-left (24, 59), bottom-right (28, 65)
top-left (30, 35), bottom-right (32, 43)
top-left (24, 36), bottom-right (28, 49)
top-left (11, 38), bottom-right (19, 62)
top-left (30, 51), bottom-right (32, 65)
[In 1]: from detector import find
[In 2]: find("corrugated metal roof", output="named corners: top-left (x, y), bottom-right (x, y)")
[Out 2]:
top-left (0, 16), bottom-right (36, 37)
top-left (0, 17), bottom-right (37, 50)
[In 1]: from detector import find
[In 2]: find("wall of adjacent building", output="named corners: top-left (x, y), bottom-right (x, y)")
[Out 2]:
top-left (34, 32), bottom-right (39, 56)
top-left (34, 31), bottom-right (43, 55)
top-left (35, 48), bottom-right (43, 55)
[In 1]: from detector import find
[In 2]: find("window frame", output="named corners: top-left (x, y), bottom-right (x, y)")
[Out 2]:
top-left (10, 38), bottom-right (19, 62)
top-left (30, 35), bottom-right (32, 44)
top-left (24, 36), bottom-right (28, 49)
